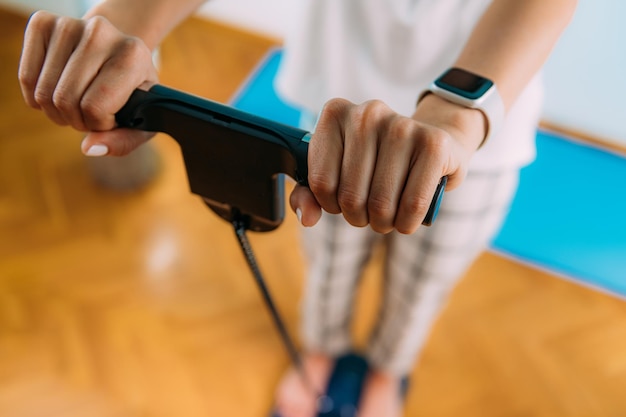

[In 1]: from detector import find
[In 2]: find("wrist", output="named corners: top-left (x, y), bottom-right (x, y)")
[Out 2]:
top-left (83, 1), bottom-right (162, 50)
top-left (412, 93), bottom-right (487, 153)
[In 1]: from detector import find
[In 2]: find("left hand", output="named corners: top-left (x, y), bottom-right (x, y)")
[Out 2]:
top-left (289, 94), bottom-right (486, 234)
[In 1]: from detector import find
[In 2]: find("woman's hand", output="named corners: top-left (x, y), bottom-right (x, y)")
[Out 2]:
top-left (290, 94), bottom-right (486, 234)
top-left (18, 10), bottom-right (159, 156)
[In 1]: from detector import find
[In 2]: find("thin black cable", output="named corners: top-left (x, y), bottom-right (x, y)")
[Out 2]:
top-left (231, 214), bottom-right (330, 408)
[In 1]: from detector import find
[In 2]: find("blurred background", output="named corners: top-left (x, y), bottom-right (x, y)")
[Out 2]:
top-left (0, 0), bottom-right (625, 416)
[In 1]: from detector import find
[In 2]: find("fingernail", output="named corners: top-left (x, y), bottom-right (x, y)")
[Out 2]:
top-left (84, 144), bottom-right (109, 157)
top-left (296, 208), bottom-right (303, 225)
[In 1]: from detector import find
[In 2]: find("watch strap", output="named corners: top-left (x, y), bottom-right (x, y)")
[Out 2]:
top-left (418, 72), bottom-right (505, 147)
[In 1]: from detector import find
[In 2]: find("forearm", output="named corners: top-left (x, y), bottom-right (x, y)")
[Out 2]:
top-left (413, 0), bottom-right (577, 151)
top-left (84, 0), bottom-right (207, 50)
top-left (455, 0), bottom-right (577, 109)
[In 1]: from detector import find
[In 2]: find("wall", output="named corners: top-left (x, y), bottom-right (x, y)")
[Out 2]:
top-left (0, 0), bottom-right (84, 16)
top-left (541, 0), bottom-right (626, 143)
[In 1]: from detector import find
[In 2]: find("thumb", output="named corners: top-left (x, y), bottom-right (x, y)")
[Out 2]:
top-left (81, 128), bottom-right (156, 157)
top-left (289, 184), bottom-right (322, 227)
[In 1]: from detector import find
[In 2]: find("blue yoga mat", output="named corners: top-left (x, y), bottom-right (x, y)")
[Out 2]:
top-left (231, 49), bottom-right (626, 297)
top-left (493, 133), bottom-right (626, 295)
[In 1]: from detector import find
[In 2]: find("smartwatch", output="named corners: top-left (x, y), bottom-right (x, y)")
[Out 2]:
top-left (419, 67), bottom-right (505, 146)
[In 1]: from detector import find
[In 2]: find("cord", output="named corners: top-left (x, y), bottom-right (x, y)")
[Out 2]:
top-left (231, 212), bottom-right (331, 410)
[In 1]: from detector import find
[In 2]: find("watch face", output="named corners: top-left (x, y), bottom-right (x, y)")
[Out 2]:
top-left (435, 68), bottom-right (493, 100)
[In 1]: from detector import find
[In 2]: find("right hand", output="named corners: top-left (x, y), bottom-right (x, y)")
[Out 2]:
top-left (289, 96), bottom-right (485, 235)
top-left (18, 10), bottom-right (159, 156)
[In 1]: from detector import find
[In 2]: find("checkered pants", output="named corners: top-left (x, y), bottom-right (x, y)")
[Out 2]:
top-left (298, 169), bottom-right (519, 376)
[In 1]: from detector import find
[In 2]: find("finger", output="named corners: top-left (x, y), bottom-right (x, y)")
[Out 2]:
top-left (437, 149), bottom-right (467, 191)
top-left (34, 16), bottom-right (84, 126)
top-left (81, 128), bottom-right (156, 157)
top-left (81, 36), bottom-right (157, 131)
top-left (307, 98), bottom-right (351, 214)
top-left (367, 116), bottom-right (415, 233)
top-left (289, 185), bottom-right (322, 227)
top-left (337, 101), bottom-right (388, 227)
top-left (18, 11), bottom-right (56, 110)
top-left (394, 133), bottom-right (449, 234)
top-left (54, 16), bottom-right (121, 132)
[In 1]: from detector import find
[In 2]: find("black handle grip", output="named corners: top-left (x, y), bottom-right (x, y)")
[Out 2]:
top-left (115, 85), bottom-right (445, 230)
top-left (116, 86), bottom-right (310, 184)
top-left (116, 85), bottom-right (310, 231)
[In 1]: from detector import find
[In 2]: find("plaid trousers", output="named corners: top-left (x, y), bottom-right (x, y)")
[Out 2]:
top-left (298, 169), bottom-right (520, 376)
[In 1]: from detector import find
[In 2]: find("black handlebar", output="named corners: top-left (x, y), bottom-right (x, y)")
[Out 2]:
top-left (115, 85), bottom-right (446, 232)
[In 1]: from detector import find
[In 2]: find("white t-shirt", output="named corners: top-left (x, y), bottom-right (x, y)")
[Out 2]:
top-left (275, 0), bottom-right (543, 171)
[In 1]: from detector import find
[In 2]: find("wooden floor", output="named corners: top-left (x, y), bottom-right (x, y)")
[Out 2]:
top-left (2, 8), bottom-right (626, 417)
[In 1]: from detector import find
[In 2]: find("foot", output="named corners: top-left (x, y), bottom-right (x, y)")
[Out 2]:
top-left (274, 352), bottom-right (335, 417)
top-left (356, 370), bottom-right (404, 417)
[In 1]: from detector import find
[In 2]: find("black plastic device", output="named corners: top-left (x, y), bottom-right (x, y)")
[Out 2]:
top-left (115, 85), bottom-right (446, 231)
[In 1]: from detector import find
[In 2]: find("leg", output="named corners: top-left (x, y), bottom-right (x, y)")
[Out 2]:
top-left (275, 212), bottom-right (382, 417)
top-left (300, 212), bottom-right (382, 355)
top-left (359, 169), bottom-right (520, 417)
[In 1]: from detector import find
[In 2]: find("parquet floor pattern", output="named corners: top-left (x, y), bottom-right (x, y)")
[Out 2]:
top-left (1, 8), bottom-right (625, 417)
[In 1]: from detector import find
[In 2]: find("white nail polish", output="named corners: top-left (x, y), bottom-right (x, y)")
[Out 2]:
top-left (85, 144), bottom-right (109, 157)
top-left (296, 208), bottom-right (303, 224)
